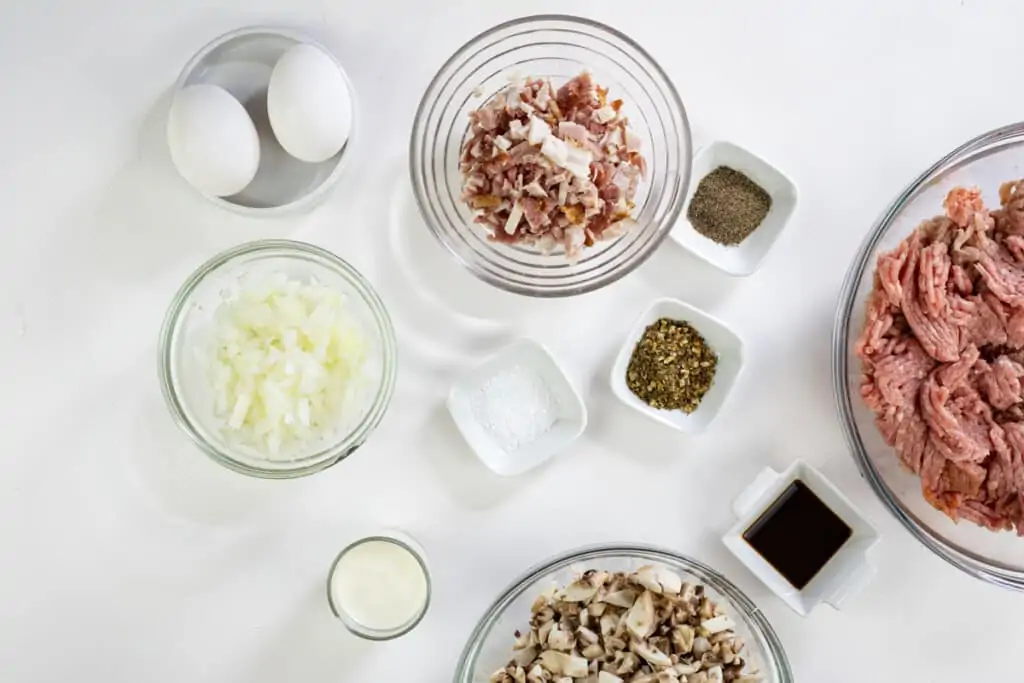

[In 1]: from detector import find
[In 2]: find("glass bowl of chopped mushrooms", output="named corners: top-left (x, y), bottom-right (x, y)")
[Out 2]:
top-left (410, 15), bottom-right (691, 297)
top-left (159, 240), bottom-right (397, 478)
top-left (456, 544), bottom-right (793, 683)
top-left (834, 121), bottom-right (1024, 588)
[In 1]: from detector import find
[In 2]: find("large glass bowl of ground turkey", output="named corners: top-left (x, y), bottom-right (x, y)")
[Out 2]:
top-left (833, 122), bottom-right (1024, 589)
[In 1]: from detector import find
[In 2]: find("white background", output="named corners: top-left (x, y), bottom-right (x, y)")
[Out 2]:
top-left (2, 0), bottom-right (1023, 681)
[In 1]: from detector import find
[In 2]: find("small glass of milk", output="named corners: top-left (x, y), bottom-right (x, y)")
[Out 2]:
top-left (326, 531), bottom-right (431, 640)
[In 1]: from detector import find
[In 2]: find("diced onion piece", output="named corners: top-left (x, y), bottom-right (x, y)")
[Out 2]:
top-left (209, 274), bottom-right (368, 456)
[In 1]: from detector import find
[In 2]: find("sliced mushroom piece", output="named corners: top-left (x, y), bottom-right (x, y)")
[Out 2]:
top-left (490, 668), bottom-right (513, 683)
top-left (687, 674), bottom-right (709, 683)
top-left (654, 671), bottom-right (679, 683)
top-left (539, 651), bottom-right (589, 679)
top-left (633, 567), bottom-right (664, 595)
top-left (630, 640), bottom-right (673, 670)
top-left (538, 620), bottom-right (556, 646)
top-left (512, 667), bottom-right (527, 683)
top-left (614, 652), bottom-right (639, 675)
top-left (513, 645), bottom-right (538, 668)
top-left (600, 613), bottom-right (621, 638)
top-left (598, 672), bottom-right (624, 683)
top-left (604, 635), bottom-right (628, 657)
top-left (671, 625), bottom-right (695, 655)
top-left (633, 566), bottom-right (684, 596)
top-left (580, 607), bottom-right (591, 628)
top-left (692, 637), bottom-right (711, 656)
top-left (548, 625), bottom-right (574, 652)
top-left (582, 643), bottom-right (605, 660)
top-left (673, 662), bottom-right (701, 676)
top-left (624, 591), bottom-right (656, 640)
top-left (697, 598), bottom-right (715, 621)
top-left (704, 666), bottom-right (723, 683)
top-left (578, 626), bottom-right (600, 645)
top-left (603, 589), bottom-right (639, 609)
top-left (732, 677), bottom-right (762, 683)
top-left (554, 678), bottom-right (573, 683)
top-left (535, 606), bottom-right (557, 625)
top-left (648, 636), bottom-right (671, 659)
top-left (527, 663), bottom-right (549, 683)
top-left (554, 601), bottom-right (582, 619)
top-left (628, 672), bottom-right (655, 683)
top-left (532, 595), bottom-right (549, 614)
top-left (589, 601), bottom-right (608, 617)
top-left (700, 615), bottom-right (735, 635)
top-left (700, 651), bottom-right (721, 669)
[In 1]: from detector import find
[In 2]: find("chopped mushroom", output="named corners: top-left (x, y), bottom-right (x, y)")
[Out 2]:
top-left (494, 568), bottom-right (759, 683)
top-left (625, 591), bottom-right (656, 639)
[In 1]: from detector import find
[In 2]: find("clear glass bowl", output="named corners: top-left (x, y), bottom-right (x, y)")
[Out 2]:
top-left (833, 122), bottom-right (1024, 589)
top-left (326, 532), bottom-right (431, 641)
top-left (158, 240), bottom-right (397, 478)
top-left (410, 15), bottom-right (691, 297)
top-left (171, 26), bottom-right (357, 216)
top-left (454, 544), bottom-right (793, 683)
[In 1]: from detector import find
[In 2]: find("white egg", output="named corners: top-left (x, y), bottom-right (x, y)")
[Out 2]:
top-left (267, 44), bottom-right (353, 163)
top-left (167, 84), bottom-right (260, 197)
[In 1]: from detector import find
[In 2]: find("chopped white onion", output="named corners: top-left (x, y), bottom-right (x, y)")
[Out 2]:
top-left (209, 273), bottom-right (368, 456)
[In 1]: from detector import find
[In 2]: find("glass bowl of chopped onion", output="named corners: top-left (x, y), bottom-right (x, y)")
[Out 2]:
top-left (455, 544), bottom-right (793, 683)
top-left (410, 15), bottom-right (691, 297)
top-left (159, 240), bottom-right (397, 478)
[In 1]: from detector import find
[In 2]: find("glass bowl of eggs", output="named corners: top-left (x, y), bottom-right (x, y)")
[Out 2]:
top-left (158, 240), bottom-right (397, 478)
top-left (167, 26), bottom-right (356, 215)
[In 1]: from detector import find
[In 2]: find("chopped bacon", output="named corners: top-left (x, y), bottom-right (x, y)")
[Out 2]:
top-left (460, 73), bottom-right (647, 261)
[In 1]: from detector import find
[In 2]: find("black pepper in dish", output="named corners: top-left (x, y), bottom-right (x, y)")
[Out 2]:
top-left (687, 166), bottom-right (772, 246)
top-left (626, 318), bottom-right (718, 412)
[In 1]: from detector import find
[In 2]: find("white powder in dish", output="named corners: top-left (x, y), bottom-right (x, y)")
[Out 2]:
top-left (470, 363), bottom-right (559, 452)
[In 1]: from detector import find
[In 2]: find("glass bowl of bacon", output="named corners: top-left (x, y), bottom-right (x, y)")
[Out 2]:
top-left (834, 121), bottom-right (1024, 589)
top-left (410, 15), bottom-right (691, 297)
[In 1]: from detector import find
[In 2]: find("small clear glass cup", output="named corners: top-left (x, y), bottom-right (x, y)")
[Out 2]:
top-left (326, 532), bottom-right (431, 641)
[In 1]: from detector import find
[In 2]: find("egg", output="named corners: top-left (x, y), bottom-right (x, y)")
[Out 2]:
top-left (267, 44), bottom-right (353, 163)
top-left (167, 84), bottom-right (260, 197)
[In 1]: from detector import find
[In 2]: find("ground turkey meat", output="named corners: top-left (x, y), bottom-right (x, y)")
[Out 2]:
top-left (857, 181), bottom-right (1024, 534)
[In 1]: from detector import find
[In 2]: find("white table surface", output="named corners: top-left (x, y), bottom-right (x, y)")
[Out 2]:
top-left (3, 1), bottom-right (1023, 681)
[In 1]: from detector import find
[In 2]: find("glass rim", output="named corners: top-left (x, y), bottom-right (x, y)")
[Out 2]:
top-left (171, 25), bottom-right (358, 217)
top-left (325, 535), bottom-right (432, 641)
top-left (831, 121), bottom-right (1024, 589)
top-left (409, 14), bottom-right (692, 298)
top-left (453, 543), bottom-right (794, 682)
top-left (157, 239), bottom-right (398, 479)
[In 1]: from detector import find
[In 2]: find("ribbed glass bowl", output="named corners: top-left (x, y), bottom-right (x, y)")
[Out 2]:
top-left (158, 240), bottom-right (397, 478)
top-left (454, 545), bottom-right (793, 683)
top-left (410, 15), bottom-right (691, 298)
top-left (833, 122), bottom-right (1024, 588)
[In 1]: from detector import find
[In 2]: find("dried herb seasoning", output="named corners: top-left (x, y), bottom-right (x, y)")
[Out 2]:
top-left (626, 318), bottom-right (718, 412)
top-left (687, 166), bottom-right (772, 246)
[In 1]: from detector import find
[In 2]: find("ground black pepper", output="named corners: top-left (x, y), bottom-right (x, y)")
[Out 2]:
top-left (625, 318), bottom-right (718, 413)
top-left (687, 166), bottom-right (772, 246)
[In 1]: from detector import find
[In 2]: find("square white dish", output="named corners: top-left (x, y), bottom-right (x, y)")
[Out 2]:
top-left (447, 339), bottom-right (587, 476)
top-left (610, 298), bottom-right (743, 434)
top-left (670, 140), bottom-right (798, 276)
top-left (723, 460), bottom-right (881, 616)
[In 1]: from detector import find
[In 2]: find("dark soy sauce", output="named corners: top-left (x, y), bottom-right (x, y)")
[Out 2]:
top-left (742, 480), bottom-right (852, 590)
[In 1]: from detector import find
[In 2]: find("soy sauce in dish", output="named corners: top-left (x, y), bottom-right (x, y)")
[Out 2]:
top-left (742, 480), bottom-right (852, 590)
